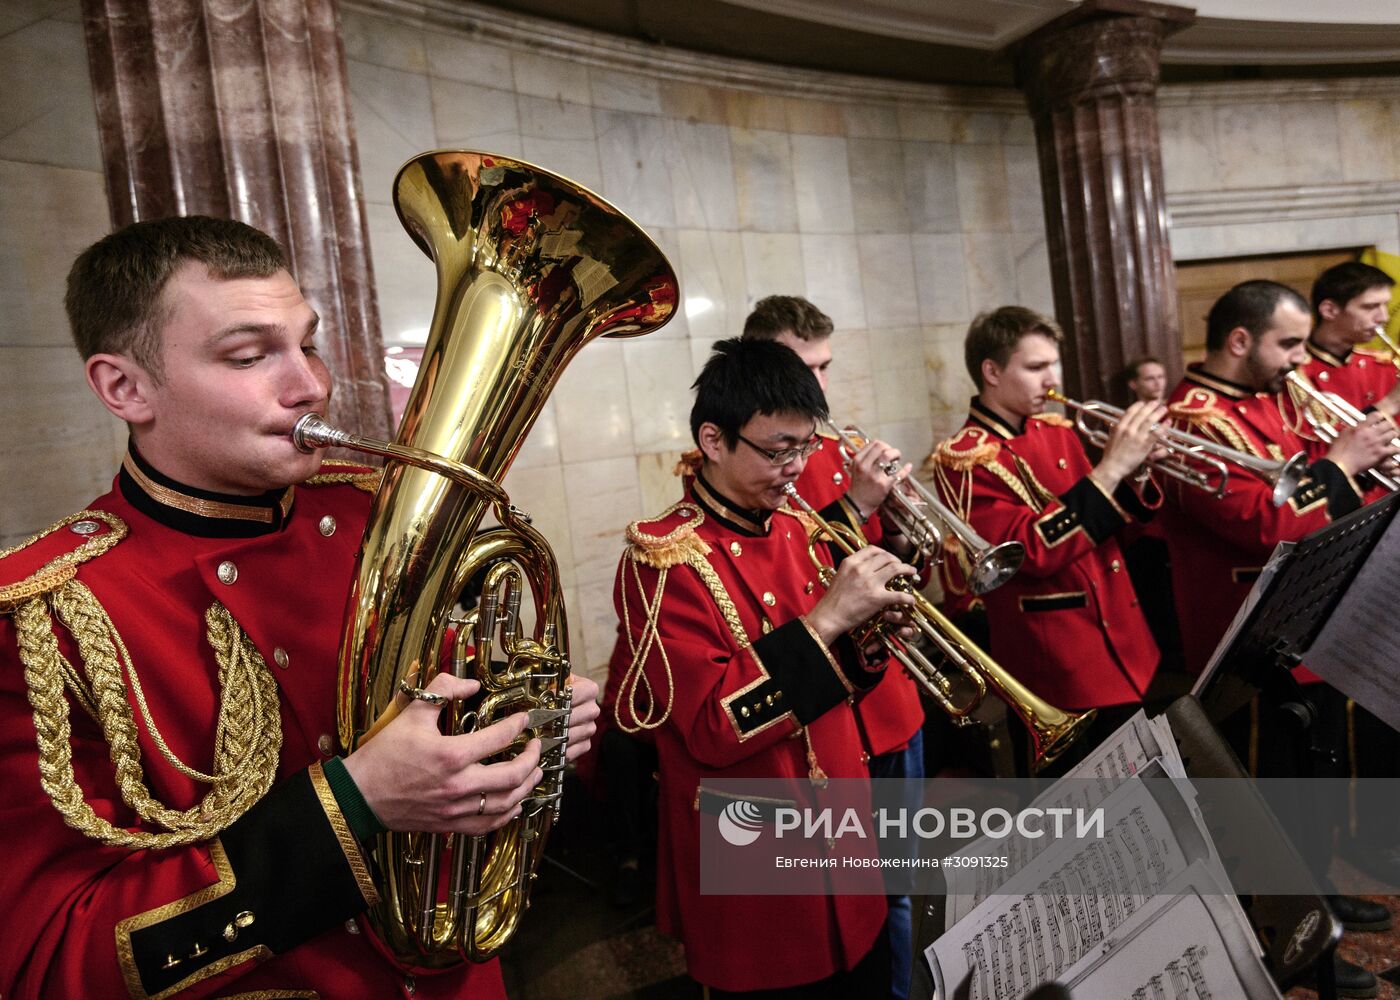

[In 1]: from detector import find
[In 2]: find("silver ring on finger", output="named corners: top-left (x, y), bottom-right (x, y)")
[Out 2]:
top-left (397, 680), bottom-right (449, 706)
top-left (477, 792), bottom-right (487, 816)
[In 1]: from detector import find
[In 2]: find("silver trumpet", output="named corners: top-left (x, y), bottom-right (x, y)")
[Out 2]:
top-left (1283, 370), bottom-right (1400, 493)
top-left (824, 420), bottom-right (1024, 595)
top-left (1046, 388), bottom-right (1306, 508)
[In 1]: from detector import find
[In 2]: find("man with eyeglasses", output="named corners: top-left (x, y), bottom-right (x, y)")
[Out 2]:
top-left (611, 337), bottom-right (914, 996)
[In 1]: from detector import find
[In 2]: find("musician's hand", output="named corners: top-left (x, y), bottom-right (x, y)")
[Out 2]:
top-left (565, 674), bottom-right (600, 763)
top-left (1378, 380), bottom-right (1400, 419)
top-left (1326, 412), bottom-right (1400, 477)
top-left (804, 545), bottom-right (917, 646)
top-left (1092, 401), bottom-right (1167, 493)
top-left (343, 672), bottom-right (543, 835)
top-left (847, 436), bottom-right (910, 518)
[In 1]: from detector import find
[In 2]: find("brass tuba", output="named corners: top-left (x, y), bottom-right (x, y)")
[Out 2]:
top-left (293, 151), bottom-right (677, 966)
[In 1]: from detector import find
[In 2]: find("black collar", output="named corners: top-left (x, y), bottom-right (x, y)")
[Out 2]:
top-left (691, 469), bottom-right (771, 537)
top-left (968, 397), bottom-right (1025, 439)
top-left (1183, 364), bottom-right (1254, 400)
top-left (119, 443), bottom-right (296, 538)
top-left (1306, 339), bottom-right (1350, 367)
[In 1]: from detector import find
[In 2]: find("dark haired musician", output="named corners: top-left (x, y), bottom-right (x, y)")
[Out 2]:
top-left (927, 306), bottom-right (1163, 772)
top-left (1161, 280), bottom-right (1397, 993)
top-left (0, 216), bottom-right (598, 999)
top-left (611, 337), bottom-right (914, 996)
top-left (1289, 261), bottom-right (1399, 428)
top-left (1161, 279), bottom-right (1394, 676)
top-left (742, 295), bottom-right (927, 1000)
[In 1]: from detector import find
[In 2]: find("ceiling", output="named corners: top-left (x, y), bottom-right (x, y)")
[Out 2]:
top-left (470, 0), bottom-right (1400, 87)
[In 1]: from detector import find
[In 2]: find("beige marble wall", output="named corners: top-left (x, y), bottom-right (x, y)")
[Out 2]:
top-left (1159, 80), bottom-right (1400, 261)
top-left (337, 4), bottom-right (1052, 680)
top-left (0, 1), bottom-right (123, 550)
top-left (5, 0), bottom-right (1397, 684)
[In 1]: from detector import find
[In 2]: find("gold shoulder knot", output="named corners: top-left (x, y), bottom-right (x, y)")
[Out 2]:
top-left (1168, 387), bottom-right (1220, 423)
top-left (0, 510), bottom-right (126, 614)
top-left (626, 503), bottom-right (711, 569)
top-left (672, 448), bottom-right (703, 479)
top-left (1030, 412), bottom-right (1074, 429)
top-left (775, 506), bottom-right (818, 537)
top-left (930, 427), bottom-right (1000, 473)
top-left (304, 461), bottom-right (383, 494)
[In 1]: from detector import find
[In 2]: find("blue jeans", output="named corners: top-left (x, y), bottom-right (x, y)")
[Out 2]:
top-left (868, 728), bottom-right (924, 1000)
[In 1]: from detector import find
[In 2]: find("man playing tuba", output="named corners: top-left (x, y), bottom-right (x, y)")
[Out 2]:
top-left (0, 216), bottom-right (599, 999)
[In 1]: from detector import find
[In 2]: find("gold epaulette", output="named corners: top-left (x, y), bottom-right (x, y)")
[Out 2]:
top-left (1169, 387), bottom-right (1255, 455)
top-left (815, 425), bottom-right (840, 441)
top-left (1354, 346), bottom-right (1389, 361)
top-left (625, 502), bottom-right (711, 569)
top-left (775, 505), bottom-right (818, 537)
top-left (304, 461), bottom-right (383, 494)
top-left (1030, 412), bottom-right (1075, 429)
top-left (930, 426), bottom-right (1000, 472)
top-left (672, 448), bottom-right (703, 479)
top-left (0, 510), bottom-right (126, 614)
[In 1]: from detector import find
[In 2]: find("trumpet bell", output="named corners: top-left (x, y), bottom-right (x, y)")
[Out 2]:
top-left (1271, 451), bottom-right (1309, 508)
top-left (968, 540), bottom-right (1025, 595)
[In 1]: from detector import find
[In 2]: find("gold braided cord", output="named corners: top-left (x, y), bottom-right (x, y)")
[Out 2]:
top-left (16, 583), bottom-right (282, 849)
top-left (615, 557), bottom-right (674, 734)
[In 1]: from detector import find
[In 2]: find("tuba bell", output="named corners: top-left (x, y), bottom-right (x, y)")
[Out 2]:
top-left (293, 151), bottom-right (677, 966)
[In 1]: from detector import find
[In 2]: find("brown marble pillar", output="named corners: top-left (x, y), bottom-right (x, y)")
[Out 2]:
top-left (81, 0), bottom-right (391, 439)
top-left (1012, 0), bottom-right (1194, 403)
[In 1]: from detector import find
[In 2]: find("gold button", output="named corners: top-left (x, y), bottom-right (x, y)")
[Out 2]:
top-left (765, 693), bottom-right (775, 705)
top-left (1058, 458), bottom-right (1067, 468)
top-left (345, 919), bottom-right (361, 934)
top-left (1318, 371), bottom-right (1329, 381)
top-left (217, 561), bottom-right (238, 585)
top-left (832, 472), bottom-right (844, 484)
top-left (740, 705), bottom-right (751, 718)
top-left (235, 910), bottom-right (255, 928)
top-left (730, 541), bottom-right (742, 556)
top-left (70, 519), bottom-right (101, 535)
top-left (805, 581), bottom-right (815, 593)
top-left (678, 507), bottom-right (692, 518)
top-left (273, 647), bottom-right (289, 669)
top-left (763, 592), bottom-right (776, 606)
top-left (761, 618), bottom-right (773, 634)
top-left (319, 515), bottom-right (337, 536)
top-left (317, 733), bottom-right (335, 756)
top-left (1110, 559), bottom-right (1121, 572)
top-left (189, 942), bottom-right (208, 959)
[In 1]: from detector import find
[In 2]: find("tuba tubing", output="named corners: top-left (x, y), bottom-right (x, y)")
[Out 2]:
top-left (306, 151), bottom-right (677, 967)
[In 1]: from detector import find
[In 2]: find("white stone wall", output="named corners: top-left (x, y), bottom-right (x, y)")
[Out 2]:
top-left (2, 0), bottom-right (1397, 681)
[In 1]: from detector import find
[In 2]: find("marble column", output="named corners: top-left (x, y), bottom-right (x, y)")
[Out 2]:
top-left (80, 0), bottom-right (391, 439)
top-left (1012, 0), bottom-right (1194, 402)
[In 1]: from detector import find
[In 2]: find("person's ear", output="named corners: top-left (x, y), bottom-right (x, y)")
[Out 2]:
top-left (697, 422), bottom-right (728, 463)
top-left (1318, 299), bottom-right (1339, 322)
top-left (1226, 327), bottom-right (1252, 359)
top-left (86, 353), bottom-right (155, 425)
top-left (981, 358), bottom-right (1002, 388)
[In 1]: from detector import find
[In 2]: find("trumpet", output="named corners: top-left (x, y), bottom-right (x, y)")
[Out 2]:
top-left (782, 483), bottom-right (1094, 769)
top-left (823, 419), bottom-right (1024, 595)
top-left (1369, 324), bottom-right (1400, 376)
top-left (1283, 370), bottom-right (1400, 493)
top-left (1046, 388), bottom-right (1306, 508)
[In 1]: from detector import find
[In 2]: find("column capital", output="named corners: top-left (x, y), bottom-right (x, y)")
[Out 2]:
top-left (1013, 0), bottom-right (1195, 115)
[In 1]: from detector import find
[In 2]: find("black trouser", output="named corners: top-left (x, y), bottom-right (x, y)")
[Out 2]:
top-left (599, 726), bottom-right (658, 868)
top-left (702, 920), bottom-right (892, 999)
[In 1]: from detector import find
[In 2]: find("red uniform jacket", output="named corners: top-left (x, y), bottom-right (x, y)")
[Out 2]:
top-left (611, 472), bottom-right (886, 991)
top-left (926, 402), bottom-right (1160, 711)
top-left (603, 435), bottom-right (923, 760)
top-left (1161, 366), bottom-right (1364, 674)
top-left (0, 451), bottom-right (504, 1000)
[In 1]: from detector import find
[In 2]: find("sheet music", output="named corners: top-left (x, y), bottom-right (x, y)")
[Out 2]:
top-left (942, 712), bottom-right (1184, 929)
top-left (1304, 510), bottom-right (1400, 730)
top-left (1056, 863), bottom-right (1282, 1000)
top-left (928, 762), bottom-right (1221, 997)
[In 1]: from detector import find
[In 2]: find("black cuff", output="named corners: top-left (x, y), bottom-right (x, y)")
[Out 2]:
top-left (1114, 477), bottom-right (1161, 521)
top-left (122, 765), bottom-right (377, 998)
top-left (1036, 477), bottom-right (1127, 547)
top-left (748, 618), bottom-right (866, 727)
top-left (1305, 459), bottom-right (1361, 519)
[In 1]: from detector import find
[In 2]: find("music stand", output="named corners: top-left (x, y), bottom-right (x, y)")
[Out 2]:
top-left (1192, 491), bottom-right (1400, 727)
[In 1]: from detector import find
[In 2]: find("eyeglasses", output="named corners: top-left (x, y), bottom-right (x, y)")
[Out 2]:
top-left (736, 432), bottom-right (822, 467)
